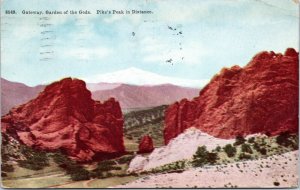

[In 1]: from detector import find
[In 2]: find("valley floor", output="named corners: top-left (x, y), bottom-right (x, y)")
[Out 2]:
top-left (114, 151), bottom-right (299, 188)
top-left (2, 173), bottom-right (139, 188)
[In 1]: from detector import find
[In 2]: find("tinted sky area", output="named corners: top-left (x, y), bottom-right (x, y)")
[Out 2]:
top-left (1, 0), bottom-right (299, 86)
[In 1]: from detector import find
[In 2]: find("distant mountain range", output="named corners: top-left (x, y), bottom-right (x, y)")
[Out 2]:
top-left (1, 77), bottom-right (199, 115)
top-left (92, 83), bottom-right (199, 111)
top-left (1, 78), bottom-right (45, 115)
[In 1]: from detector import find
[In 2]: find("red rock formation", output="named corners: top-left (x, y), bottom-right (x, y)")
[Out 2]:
top-left (138, 135), bottom-right (154, 153)
top-left (164, 48), bottom-right (299, 144)
top-left (1, 77), bottom-right (125, 161)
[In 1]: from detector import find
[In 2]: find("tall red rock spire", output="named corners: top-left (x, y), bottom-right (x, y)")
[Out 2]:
top-left (164, 48), bottom-right (299, 144)
top-left (2, 77), bottom-right (125, 161)
top-left (138, 135), bottom-right (154, 153)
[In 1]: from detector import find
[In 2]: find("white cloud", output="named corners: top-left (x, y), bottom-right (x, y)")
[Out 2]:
top-left (103, 14), bottom-right (123, 23)
top-left (141, 36), bottom-right (209, 65)
top-left (65, 47), bottom-right (112, 60)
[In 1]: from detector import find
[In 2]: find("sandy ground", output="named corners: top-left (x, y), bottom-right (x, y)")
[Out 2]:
top-left (116, 151), bottom-right (299, 188)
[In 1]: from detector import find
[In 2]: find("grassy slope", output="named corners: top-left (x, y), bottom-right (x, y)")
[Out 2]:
top-left (2, 133), bottom-right (298, 188)
top-left (2, 105), bottom-right (167, 188)
top-left (147, 134), bottom-right (298, 174)
top-left (3, 105), bottom-right (297, 188)
top-left (1, 153), bottom-right (141, 188)
top-left (2, 159), bottom-right (71, 188)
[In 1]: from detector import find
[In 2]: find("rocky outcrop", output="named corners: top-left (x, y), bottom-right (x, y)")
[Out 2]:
top-left (128, 128), bottom-right (235, 172)
top-left (123, 151), bottom-right (299, 188)
top-left (1, 77), bottom-right (125, 161)
top-left (138, 135), bottom-right (154, 153)
top-left (164, 48), bottom-right (299, 144)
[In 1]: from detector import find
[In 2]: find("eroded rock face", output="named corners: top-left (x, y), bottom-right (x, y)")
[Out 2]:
top-left (164, 48), bottom-right (299, 144)
top-left (138, 135), bottom-right (154, 154)
top-left (1, 78), bottom-right (125, 161)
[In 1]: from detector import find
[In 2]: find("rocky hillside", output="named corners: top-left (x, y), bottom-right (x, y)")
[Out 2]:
top-left (119, 151), bottom-right (298, 188)
top-left (128, 128), bottom-right (235, 172)
top-left (1, 78), bottom-right (125, 161)
top-left (165, 48), bottom-right (299, 144)
top-left (127, 127), bottom-right (298, 173)
top-left (124, 105), bottom-right (167, 147)
top-left (125, 105), bottom-right (167, 129)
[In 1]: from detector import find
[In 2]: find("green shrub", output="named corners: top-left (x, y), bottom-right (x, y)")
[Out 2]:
top-left (17, 146), bottom-right (49, 170)
top-left (252, 143), bottom-right (267, 155)
top-left (69, 167), bottom-right (90, 181)
top-left (258, 148), bottom-right (267, 155)
top-left (253, 142), bottom-right (260, 151)
top-left (91, 160), bottom-right (122, 179)
top-left (151, 160), bottom-right (186, 173)
top-left (223, 144), bottom-right (236, 157)
top-left (96, 161), bottom-right (119, 171)
top-left (1, 172), bottom-right (8, 177)
top-left (207, 152), bottom-right (218, 164)
top-left (215, 146), bottom-right (221, 152)
top-left (247, 137), bottom-right (255, 144)
top-left (1, 163), bottom-right (14, 177)
top-left (241, 144), bottom-right (253, 154)
top-left (292, 136), bottom-right (299, 150)
top-left (52, 151), bottom-right (91, 181)
top-left (276, 132), bottom-right (292, 146)
top-left (100, 160), bottom-right (116, 165)
top-left (2, 164), bottom-right (14, 173)
top-left (238, 153), bottom-right (251, 160)
top-left (276, 132), bottom-right (298, 150)
top-left (192, 146), bottom-right (218, 167)
top-left (117, 155), bottom-right (135, 164)
top-left (234, 135), bottom-right (246, 146)
top-left (192, 146), bottom-right (208, 167)
top-left (52, 151), bottom-right (75, 167)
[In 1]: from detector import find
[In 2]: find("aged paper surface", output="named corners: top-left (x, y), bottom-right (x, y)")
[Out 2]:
top-left (1, 0), bottom-right (299, 188)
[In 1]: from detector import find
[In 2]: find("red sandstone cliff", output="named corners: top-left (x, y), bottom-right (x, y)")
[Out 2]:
top-left (1, 78), bottom-right (125, 161)
top-left (164, 48), bottom-right (299, 144)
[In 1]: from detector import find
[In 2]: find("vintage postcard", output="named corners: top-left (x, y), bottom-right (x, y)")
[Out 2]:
top-left (1, 0), bottom-right (299, 188)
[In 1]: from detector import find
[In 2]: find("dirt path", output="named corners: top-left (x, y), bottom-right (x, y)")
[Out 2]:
top-left (8, 173), bottom-right (65, 181)
top-left (47, 178), bottom-right (98, 188)
top-left (47, 181), bottom-right (79, 188)
top-left (83, 178), bottom-right (96, 188)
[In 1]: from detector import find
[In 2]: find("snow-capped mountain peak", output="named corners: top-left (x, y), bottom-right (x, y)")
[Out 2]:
top-left (83, 67), bottom-right (208, 88)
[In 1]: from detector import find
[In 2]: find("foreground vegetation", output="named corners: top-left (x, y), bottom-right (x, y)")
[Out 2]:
top-left (2, 106), bottom-right (298, 188)
top-left (2, 148), bottom-right (139, 188)
top-left (144, 132), bottom-right (298, 174)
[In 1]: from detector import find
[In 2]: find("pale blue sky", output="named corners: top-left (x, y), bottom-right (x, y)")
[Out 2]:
top-left (1, 0), bottom-right (299, 86)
